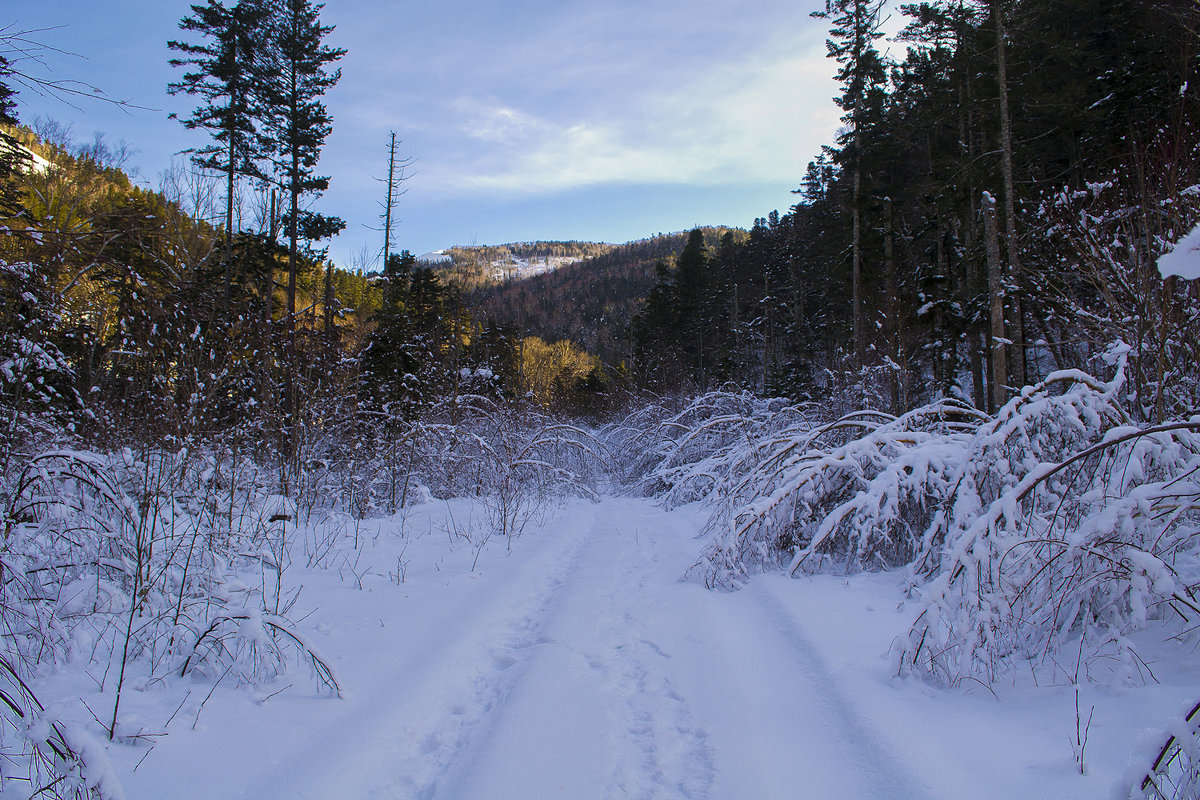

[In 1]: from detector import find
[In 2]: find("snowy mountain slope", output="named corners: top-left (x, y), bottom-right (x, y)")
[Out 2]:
top-left (416, 250), bottom-right (452, 265)
top-left (38, 496), bottom-right (1197, 800)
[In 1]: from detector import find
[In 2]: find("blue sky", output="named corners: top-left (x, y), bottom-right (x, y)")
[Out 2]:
top-left (8, 1), bottom-right (843, 268)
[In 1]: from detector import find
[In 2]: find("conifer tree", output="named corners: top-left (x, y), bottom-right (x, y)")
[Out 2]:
top-left (812, 0), bottom-right (889, 368)
top-left (256, 0), bottom-right (345, 445)
top-left (467, 320), bottom-right (521, 401)
top-left (258, 0), bottom-right (344, 324)
top-left (360, 250), bottom-right (417, 411)
top-left (168, 0), bottom-right (270, 306)
top-left (673, 229), bottom-right (710, 384)
top-left (0, 53), bottom-right (26, 221)
top-left (0, 54), bottom-right (17, 126)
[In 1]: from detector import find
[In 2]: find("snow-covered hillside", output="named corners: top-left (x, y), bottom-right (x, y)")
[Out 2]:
top-left (416, 250), bottom-right (452, 265)
top-left (418, 248), bottom-right (583, 281)
top-left (485, 253), bottom-right (581, 282)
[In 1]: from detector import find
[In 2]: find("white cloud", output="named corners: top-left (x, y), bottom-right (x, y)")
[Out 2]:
top-left (460, 103), bottom-right (545, 144)
top-left (422, 31), bottom-right (838, 198)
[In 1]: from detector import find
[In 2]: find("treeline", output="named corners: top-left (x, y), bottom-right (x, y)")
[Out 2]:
top-left (0, 120), bottom-right (377, 438)
top-left (358, 250), bottom-right (614, 418)
top-left (632, 0), bottom-right (1200, 419)
top-left (0, 123), bottom-right (623, 448)
top-left (448, 240), bottom-right (614, 263)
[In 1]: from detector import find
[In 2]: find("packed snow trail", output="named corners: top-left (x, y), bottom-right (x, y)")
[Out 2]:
top-left (352, 499), bottom-right (918, 798)
top-left (432, 500), bottom-right (719, 800)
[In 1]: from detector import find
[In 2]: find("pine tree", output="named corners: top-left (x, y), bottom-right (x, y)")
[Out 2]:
top-left (0, 53), bottom-right (26, 223)
top-left (631, 260), bottom-right (680, 389)
top-left (0, 53), bottom-right (17, 126)
top-left (673, 229), bottom-right (710, 385)
top-left (360, 251), bottom-right (417, 410)
top-left (464, 320), bottom-right (520, 401)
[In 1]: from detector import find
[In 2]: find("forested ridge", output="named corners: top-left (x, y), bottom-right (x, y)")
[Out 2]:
top-left (9, 0), bottom-right (1193, 436)
top-left (469, 228), bottom-right (744, 365)
top-left (428, 240), bottom-right (618, 292)
top-left (1, 1), bottom-right (1199, 797)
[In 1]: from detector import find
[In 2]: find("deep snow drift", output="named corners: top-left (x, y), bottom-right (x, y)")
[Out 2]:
top-left (22, 496), bottom-right (1198, 800)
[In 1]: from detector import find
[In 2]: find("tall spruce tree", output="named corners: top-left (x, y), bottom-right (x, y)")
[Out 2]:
top-left (673, 229), bottom-right (710, 384)
top-left (0, 53), bottom-right (26, 221)
top-left (257, 0), bottom-right (344, 444)
top-left (0, 54), bottom-right (17, 126)
top-left (168, 0), bottom-right (270, 306)
top-left (361, 250), bottom-right (417, 412)
top-left (259, 0), bottom-right (344, 326)
top-left (813, 0), bottom-right (889, 369)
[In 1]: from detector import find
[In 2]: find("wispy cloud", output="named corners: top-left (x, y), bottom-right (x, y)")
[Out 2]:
top-left (316, 0), bottom-right (847, 251)
top-left (459, 103), bottom-right (546, 144)
top-left (422, 32), bottom-right (838, 197)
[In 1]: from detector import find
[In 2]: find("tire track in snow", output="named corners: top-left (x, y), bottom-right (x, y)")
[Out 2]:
top-left (433, 500), bottom-right (716, 800)
top-left (630, 501), bottom-right (932, 799)
top-left (592, 509), bottom-right (716, 800)
top-left (237, 498), bottom-right (926, 800)
top-left (237, 502), bottom-right (598, 800)
top-left (750, 581), bottom-right (930, 800)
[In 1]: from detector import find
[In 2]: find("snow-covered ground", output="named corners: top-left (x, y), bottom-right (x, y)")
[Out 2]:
top-left (25, 497), bottom-right (1200, 799)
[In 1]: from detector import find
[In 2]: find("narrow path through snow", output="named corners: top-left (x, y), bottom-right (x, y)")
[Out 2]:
top-left (122, 497), bottom-right (934, 799)
top-left (416, 498), bottom-right (929, 800)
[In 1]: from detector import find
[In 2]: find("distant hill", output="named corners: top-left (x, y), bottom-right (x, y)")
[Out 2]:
top-left (421, 241), bottom-right (617, 292)
top-left (467, 228), bottom-right (742, 364)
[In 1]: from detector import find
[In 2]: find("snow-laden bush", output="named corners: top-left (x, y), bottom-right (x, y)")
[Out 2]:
top-left (417, 396), bottom-right (604, 542)
top-left (899, 370), bottom-right (1200, 685)
top-left (687, 399), bottom-right (986, 588)
top-left (595, 396), bottom-right (683, 490)
top-left (636, 352), bottom-right (1200, 689)
top-left (0, 652), bottom-right (112, 799)
top-left (1034, 129), bottom-right (1200, 425)
top-left (601, 389), bottom-right (810, 504)
top-left (178, 602), bottom-right (340, 695)
top-left (0, 445), bottom-right (340, 747)
top-left (1125, 699), bottom-right (1200, 800)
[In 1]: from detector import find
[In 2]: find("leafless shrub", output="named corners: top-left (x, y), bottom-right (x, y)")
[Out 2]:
top-left (179, 606), bottom-right (340, 697)
top-left (421, 396), bottom-right (604, 546)
top-left (0, 653), bottom-right (110, 799)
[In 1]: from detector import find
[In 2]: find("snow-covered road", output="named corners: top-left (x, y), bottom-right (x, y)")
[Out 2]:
top-left (106, 497), bottom-right (1198, 799)
top-left (432, 499), bottom-right (930, 800)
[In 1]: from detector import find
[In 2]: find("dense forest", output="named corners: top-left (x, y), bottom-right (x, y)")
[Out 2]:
top-left (1, 0), bottom-right (1200, 797)
top-left (631, 0), bottom-right (1200, 420)
top-left (9, 0), bottom-right (1193, 445)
